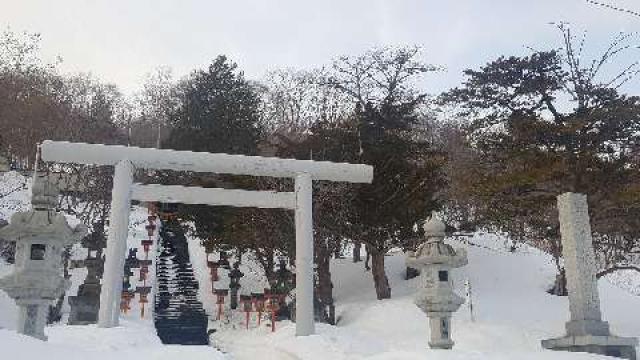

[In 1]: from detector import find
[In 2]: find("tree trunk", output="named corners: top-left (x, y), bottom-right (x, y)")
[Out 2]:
top-left (333, 239), bottom-right (342, 259)
top-left (237, 247), bottom-right (243, 265)
top-left (257, 249), bottom-right (276, 287)
top-left (353, 241), bottom-right (362, 263)
top-left (547, 238), bottom-right (567, 296)
top-left (548, 268), bottom-right (568, 296)
top-left (364, 244), bottom-right (371, 271)
top-left (370, 248), bottom-right (391, 299)
top-left (316, 239), bottom-right (334, 324)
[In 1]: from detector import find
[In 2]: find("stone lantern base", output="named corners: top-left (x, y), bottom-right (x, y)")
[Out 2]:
top-left (16, 299), bottom-right (50, 341)
top-left (542, 335), bottom-right (637, 360)
top-left (427, 313), bottom-right (454, 349)
top-left (68, 294), bottom-right (101, 325)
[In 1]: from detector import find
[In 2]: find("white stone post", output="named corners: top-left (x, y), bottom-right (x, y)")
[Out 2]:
top-left (542, 193), bottom-right (638, 360)
top-left (98, 160), bottom-right (134, 328)
top-left (557, 192), bottom-right (606, 334)
top-left (294, 172), bottom-right (315, 336)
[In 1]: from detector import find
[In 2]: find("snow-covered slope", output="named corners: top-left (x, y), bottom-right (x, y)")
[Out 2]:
top-left (209, 234), bottom-right (640, 360)
top-left (0, 258), bottom-right (17, 330)
top-left (1, 170), bottom-right (639, 359)
top-left (0, 171), bottom-right (29, 330)
top-left (0, 171), bottom-right (225, 359)
top-left (0, 323), bottom-right (228, 360)
top-left (0, 171), bottom-right (29, 222)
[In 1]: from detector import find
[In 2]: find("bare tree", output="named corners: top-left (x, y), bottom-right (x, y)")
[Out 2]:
top-left (261, 68), bottom-right (351, 133)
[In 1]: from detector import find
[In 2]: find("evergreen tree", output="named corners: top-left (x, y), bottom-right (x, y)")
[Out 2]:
top-left (165, 55), bottom-right (262, 155)
top-left (328, 47), bottom-right (445, 299)
top-left (352, 102), bottom-right (444, 299)
top-left (162, 56), bottom-right (264, 244)
top-left (442, 31), bottom-right (640, 292)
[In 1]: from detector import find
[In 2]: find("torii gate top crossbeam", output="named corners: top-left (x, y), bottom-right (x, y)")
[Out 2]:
top-left (41, 141), bottom-right (373, 183)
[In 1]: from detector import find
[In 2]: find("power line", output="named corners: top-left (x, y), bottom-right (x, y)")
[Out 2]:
top-left (586, 0), bottom-right (640, 19)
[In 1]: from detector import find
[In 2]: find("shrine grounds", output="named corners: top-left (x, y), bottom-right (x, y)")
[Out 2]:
top-left (1, 171), bottom-right (639, 359)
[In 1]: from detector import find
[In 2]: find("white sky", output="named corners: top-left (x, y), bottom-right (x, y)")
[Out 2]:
top-left (1, 0), bottom-right (639, 96)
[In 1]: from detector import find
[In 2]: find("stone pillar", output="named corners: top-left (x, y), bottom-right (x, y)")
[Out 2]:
top-left (16, 300), bottom-right (49, 340)
top-left (542, 192), bottom-right (638, 360)
top-left (295, 172), bottom-right (315, 336)
top-left (98, 160), bottom-right (134, 328)
top-left (428, 313), bottom-right (453, 349)
top-left (558, 193), bottom-right (607, 335)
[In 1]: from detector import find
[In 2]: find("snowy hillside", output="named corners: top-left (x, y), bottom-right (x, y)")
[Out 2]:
top-left (0, 171), bottom-right (226, 358)
top-left (208, 234), bottom-right (640, 360)
top-left (0, 324), bottom-right (228, 360)
top-left (0, 171), bottom-right (29, 222)
top-left (0, 170), bottom-right (639, 359)
top-left (0, 171), bottom-right (29, 330)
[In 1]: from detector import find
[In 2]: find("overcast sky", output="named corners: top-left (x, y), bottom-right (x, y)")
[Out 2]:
top-left (1, 0), bottom-right (639, 96)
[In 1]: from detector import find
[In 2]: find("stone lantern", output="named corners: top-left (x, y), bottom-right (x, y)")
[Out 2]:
top-left (406, 212), bottom-right (468, 349)
top-left (0, 175), bottom-right (87, 340)
top-left (228, 261), bottom-right (244, 310)
top-left (68, 221), bottom-right (106, 325)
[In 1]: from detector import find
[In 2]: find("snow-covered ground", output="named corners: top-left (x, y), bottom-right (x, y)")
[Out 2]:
top-left (0, 171), bottom-right (225, 359)
top-left (0, 322), bottom-right (227, 360)
top-left (0, 171), bottom-right (29, 330)
top-left (207, 233), bottom-right (640, 360)
top-left (1, 171), bottom-right (639, 359)
top-left (0, 171), bottom-right (29, 222)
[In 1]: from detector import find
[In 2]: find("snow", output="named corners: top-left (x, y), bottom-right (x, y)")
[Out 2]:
top-left (605, 270), bottom-right (640, 297)
top-left (0, 171), bottom-right (225, 359)
top-left (0, 257), bottom-right (17, 330)
top-left (187, 235), bottom-right (271, 330)
top-left (0, 171), bottom-right (28, 330)
top-left (0, 171), bottom-right (30, 222)
top-left (0, 170), bottom-right (639, 359)
top-left (40, 140), bottom-right (374, 183)
top-left (208, 233), bottom-right (640, 360)
top-left (0, 323), bottom-right (228, 360)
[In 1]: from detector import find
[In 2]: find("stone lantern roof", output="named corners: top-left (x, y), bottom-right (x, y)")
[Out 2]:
top-left (407, 212), bottom-right (467, 268)
top-left (0, 175), bottom-right (87, 244)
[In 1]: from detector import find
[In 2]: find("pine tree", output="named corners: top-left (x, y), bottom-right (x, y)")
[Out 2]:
top-left (162, 55), bottom-right (265, 245)
top-left (164, 55), bottom-right (262, 155)
top-left (442, 33), bottom-right (640, 292)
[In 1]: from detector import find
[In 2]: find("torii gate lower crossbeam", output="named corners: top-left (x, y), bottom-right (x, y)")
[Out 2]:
top-left (127, 180), bottom-right (314, 335)
top-left (40, 141), bottom-right (373, 337)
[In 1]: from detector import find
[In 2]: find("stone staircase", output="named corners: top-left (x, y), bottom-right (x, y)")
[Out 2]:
top-left (154, 220), bottom-right (209, 345)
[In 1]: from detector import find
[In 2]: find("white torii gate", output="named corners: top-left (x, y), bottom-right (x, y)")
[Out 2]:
top-left (40, 140), bottom-right (373, 336)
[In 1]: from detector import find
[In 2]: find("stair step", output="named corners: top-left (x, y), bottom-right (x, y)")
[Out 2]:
top-left (154, 220), bottom-right (209, 346)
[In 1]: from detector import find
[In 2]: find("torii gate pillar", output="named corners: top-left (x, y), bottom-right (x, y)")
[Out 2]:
top-left (294, 173), bottom-right (314, 336)
top-left (98, 160), bottom-right (134, 328)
